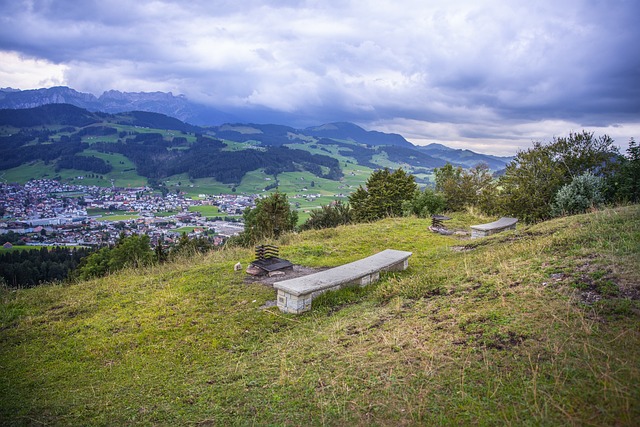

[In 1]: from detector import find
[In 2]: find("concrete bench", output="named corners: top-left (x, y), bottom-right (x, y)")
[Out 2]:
top-left (274, 249), bottom-right (413, 314)
top-left (470, 217), bottom-right (518, 238)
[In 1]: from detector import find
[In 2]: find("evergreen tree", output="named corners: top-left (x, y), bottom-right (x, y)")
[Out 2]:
top-left (237, 191), bottom-right (298, 245)
top-left (300, 201), bottom-right (352, 230)
top-left (614, 138), bottom-right (640, 202)
top-left (349, 168), bottom-right (417, 222)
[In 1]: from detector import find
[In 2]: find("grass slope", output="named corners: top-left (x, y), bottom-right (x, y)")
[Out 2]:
top-left (1, 206), bottom-right (639, 425)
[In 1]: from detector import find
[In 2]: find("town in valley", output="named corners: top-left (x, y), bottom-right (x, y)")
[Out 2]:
top-left (0, 179), bottom-right (253, 249)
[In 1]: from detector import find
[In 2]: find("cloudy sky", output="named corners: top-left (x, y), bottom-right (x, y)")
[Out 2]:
top-left (1, 0), bottom-right (639, 155)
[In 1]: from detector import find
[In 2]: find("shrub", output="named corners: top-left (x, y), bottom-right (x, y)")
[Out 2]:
top-left (74, 234), bottom-right (154, 280)
top-left (402, 187), bottom-right (446, 218)
top-left (300, 201), bottom-right (352, 231)
top-left (552, 172), bottom-right (604, 216)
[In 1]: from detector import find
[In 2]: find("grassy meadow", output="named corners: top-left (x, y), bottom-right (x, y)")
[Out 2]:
top-left (1, 206), bottom-right (639, 425)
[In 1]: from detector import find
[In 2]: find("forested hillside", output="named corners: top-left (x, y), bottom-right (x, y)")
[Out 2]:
top-left (0, 104), bottom-right (512, 192)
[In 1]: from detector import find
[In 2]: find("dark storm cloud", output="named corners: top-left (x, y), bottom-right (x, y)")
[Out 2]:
top-left (1, 0), bottom-right (639, 154)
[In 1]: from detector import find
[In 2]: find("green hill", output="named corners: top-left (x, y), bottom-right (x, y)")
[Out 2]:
top-left (1, 206), bottom-right (639, 425)
top-left (2, 104), bottom-right (505, 196)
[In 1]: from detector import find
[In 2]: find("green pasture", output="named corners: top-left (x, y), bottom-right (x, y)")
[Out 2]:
top-left (174, 226), bottom-right (199, 233)
top-left (0, 161), bottom-right (58, 183)
top-left (94, 214), bottom-right (140, 222)
top-left (187, 205), bottom-right (220, 216)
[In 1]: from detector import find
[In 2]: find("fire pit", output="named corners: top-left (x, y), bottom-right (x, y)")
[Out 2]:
top-left (247, 244), bottom-right (293, 276)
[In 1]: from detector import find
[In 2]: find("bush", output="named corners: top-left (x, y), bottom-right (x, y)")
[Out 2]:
top-left (403, 188), bottom-right (446, 218)
top-left (552, 172), bottom-right (604, 216)
top-left (74, 234), bottom-right (154, 280)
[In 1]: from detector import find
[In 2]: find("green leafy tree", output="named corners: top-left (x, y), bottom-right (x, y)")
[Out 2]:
top-left (498, 142), bottom-right (565, 223)
top-left (300, 201), bottom-right (352, 230)
top-left (435, 163), bottom-right (496, 212)
top-left (549, 131), bottom-right (619, 178)
top-left (74, 234), bottom-right (154, 280)
top-left (74, 247), bottom-right (112, 280)
top-left (239, 191), bottom-right (298, 244)
top-left (472, 165), bottom-right (500, 216)
top-left (498, 132), bottom-right (620, 223)
top-left (171, 233), bottom-right (214, 258)
top-left (108, 234), bottom-right (154, 270)
top-left (402, 187), bottom-right (446, 218)
top-left (349, 168), bottom-right (417, 222)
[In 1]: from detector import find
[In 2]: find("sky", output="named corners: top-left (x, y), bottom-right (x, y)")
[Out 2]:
top-left (0, 0), bottom-right (639, 156)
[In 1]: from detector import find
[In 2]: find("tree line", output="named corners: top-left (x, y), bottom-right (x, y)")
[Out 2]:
top-left (0, 233), bottom-right (221, 288)
top-left (4, 130), bottom-right (637, 286)
top-left (435, 131), bottom-right (638, 223)
top-left (56, 154), bottom-right (113, 174)
top-left (0, 246), bottom-right (93, 288)
top-left (71, 233), bottom-right (218, 282)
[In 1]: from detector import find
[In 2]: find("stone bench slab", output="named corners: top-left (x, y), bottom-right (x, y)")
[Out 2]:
top-left (274, 249), bottom-right (412, 313)
top-left (470, 217), bottom-right (518, 238)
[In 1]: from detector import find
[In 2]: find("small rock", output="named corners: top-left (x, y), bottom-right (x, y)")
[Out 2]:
top-left (259, 300), bottom-right (277, 309)
top-left (234, 262), bottom-right (242, 271)
top-left (268, 270), bottom-right (286, 277)
top-left (246, 265), bottom-right (264, 276)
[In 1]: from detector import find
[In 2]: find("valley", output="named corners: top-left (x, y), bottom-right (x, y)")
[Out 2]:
top-left (2, 103), bottom-right (507, 238)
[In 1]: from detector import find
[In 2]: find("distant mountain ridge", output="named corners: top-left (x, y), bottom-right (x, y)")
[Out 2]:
top-left (417, 143), bottom-right (514, 170)
top-left (0, 86), bottom-right (233, 125)
top-left (0, 103), bottom-right (201, 133)
top-left (303, 122), bottom-right (413, 148)
top-left (0, 88), bottom-right (514, 170)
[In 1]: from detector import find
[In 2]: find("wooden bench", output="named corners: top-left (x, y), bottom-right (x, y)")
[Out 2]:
top-left (470, 217), bottom-right (518, 238)
top-left (274, 249), bottom-right (413, 314)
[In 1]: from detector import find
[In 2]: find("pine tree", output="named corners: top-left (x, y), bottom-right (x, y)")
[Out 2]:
top-left (238, 191), bottom-right (298, 244)
top-left (349, 168), bottom-right (417, 222)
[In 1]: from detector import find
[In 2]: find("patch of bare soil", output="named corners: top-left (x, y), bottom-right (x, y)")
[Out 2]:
top-left (243, 264), bottom-right (328, 286)
top-left (451, 245), bottom-right (475, 252)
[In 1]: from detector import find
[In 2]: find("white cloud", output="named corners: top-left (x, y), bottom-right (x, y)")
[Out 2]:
top-left (0, 0), bottom-right (638, 155)
top-left (0, 51), bottom-right (68, 89)
top-left (372, 117), bottom-right (639, 156)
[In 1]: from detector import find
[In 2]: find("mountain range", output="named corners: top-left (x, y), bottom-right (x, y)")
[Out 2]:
top-left (0, 88), bottom-right (514, 187)
top-left (0, 86), bottom-right (233, 125)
